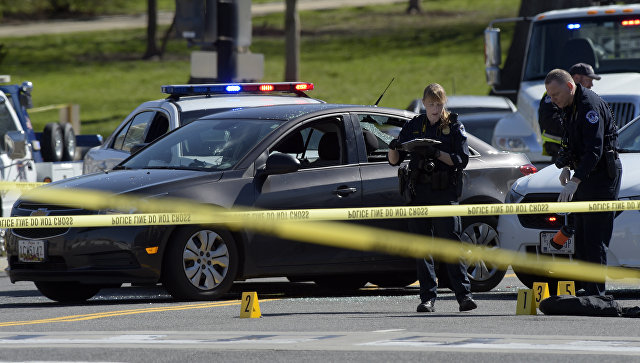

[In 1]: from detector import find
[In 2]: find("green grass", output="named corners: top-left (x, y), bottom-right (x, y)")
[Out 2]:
top-left (0, 0), bottom-right (518, 138)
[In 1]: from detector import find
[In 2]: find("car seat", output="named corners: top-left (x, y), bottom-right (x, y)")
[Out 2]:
top-left (362, 129), bottom-right (380, 161)
top-left (311, 132), bottom-right (340, 167)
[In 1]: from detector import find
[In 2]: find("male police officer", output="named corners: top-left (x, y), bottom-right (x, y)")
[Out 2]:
top-left (539, 63), bottom-right (601, 161)
top-left (545, 69), bottom-right (622, 296)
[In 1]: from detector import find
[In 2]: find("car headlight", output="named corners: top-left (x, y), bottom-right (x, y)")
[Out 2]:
top-left (494, 137), bottom-right (529, 152)
top-left (505, 188), bottom-right (523, 203)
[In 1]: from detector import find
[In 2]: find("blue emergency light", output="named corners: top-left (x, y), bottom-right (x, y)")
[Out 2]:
top-left (567, 23), bottom-right (581, 30)
top-left (161, 82), bottom-right (314, 96)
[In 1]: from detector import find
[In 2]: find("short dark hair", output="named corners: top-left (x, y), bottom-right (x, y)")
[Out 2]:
top-left (545, 69), bottom-right (574, 86)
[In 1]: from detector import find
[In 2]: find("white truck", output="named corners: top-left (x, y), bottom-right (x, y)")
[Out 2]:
top-left (485, 4), bottom-right (640, 163)
top-left (0, 76), bottom-right (102, 217)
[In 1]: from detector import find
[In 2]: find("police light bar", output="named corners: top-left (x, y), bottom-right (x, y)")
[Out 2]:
top-left (161, 82), bottom-right (314, 96)
top-left (622, 19), bottom-right (640, 26)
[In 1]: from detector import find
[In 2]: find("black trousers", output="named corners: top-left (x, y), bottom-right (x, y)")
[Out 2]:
top-left (408, 183), bottom-right (471, 304)
top-left (572, 159), bottom-right (622, 296)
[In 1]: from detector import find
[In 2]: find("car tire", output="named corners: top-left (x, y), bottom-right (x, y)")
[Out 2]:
top-left (61, 122), bottom-right (76, 161)
top-left (313, 275), bottom-right (368, 290)
top-left (369, 272), bottom-right (417, 287)
top-left (41, 122), bottom-right (64, 162)
top-left (162, 226), bottom-right (239, 301)
top-left (461, 216), bottom-right (507, 292)
top-left (34, 281), bottom-right (101, 303)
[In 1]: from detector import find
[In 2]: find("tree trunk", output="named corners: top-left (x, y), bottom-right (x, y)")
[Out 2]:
top-left (284, 0), bottom-right (300, 82)
top-left (407, 0), bottom-right (423, 14)
top-left (492, 0), bottom-right (593, 100)
top-left (143, 0), bottom-right (159, 60)
top-left (158, 14), bottom-right (176, 60)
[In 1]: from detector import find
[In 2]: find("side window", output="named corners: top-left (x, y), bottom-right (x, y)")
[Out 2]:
top-left (112, 121), bottom-right (131, 150)
top-left (144, 113), bottom-right (170, 143)
top-left (270, 117), bottom-right (345, 168)
top-left (357, 114), bottom-right (406, 162)
top-left (114, 111), bottom-right (155, 152)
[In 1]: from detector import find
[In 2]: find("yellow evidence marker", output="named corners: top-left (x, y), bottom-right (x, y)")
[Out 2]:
top-left (557, 281), bottom-right (576, 296)
top-left (532, 282), bottom-right (551, 307)
top-left (516, 288), bottom-right (537, 315)
top-left (240, 291), bottom-right (262, 318)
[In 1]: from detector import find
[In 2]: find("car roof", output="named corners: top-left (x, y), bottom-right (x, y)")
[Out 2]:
top-left (446, 95), bottom-right (516, 112)
top-left (407, 95), bottom-right (517, 114)
top-left (200, 103), bottom-right (417, 122)
top-left (173, 94), bottom-right (323, 112)
top-left (458, 111), bottom-right (512, 123)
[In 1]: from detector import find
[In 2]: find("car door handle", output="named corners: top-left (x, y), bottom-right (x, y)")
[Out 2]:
top-left (333, 186), bottom-right (357, 197)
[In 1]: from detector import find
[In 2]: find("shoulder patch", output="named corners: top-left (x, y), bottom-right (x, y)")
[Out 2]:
top-left (459, 123), bottom-right (466, 137)
top-left (544, 95), bottom-right (552, 103)
top-left (586, 110), bottom-right (599, 124)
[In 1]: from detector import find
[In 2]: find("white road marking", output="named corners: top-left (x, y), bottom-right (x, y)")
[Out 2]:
top-left (2, 331), bottom-right (640, 355)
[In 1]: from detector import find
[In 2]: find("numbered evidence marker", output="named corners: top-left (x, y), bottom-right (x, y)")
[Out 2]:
top-left (532, 282), bottom-right (550, 308)
top-left (557, 281), bottom-right (576, 296)
top-left (240, 291), bottom-right (262, 318)
top-left (516, 288), bottom-right (537, 315)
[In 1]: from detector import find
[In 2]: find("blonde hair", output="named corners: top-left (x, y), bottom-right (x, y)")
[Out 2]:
top-left (422, 83), bottom-right (452, 126)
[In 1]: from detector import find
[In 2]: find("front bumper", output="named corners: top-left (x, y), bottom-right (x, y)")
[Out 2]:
top-left (6, 225), bottom-right (168, 284)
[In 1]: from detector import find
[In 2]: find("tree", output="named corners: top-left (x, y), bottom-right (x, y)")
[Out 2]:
top-left (284, 0), bottom-right (299, 81)
top-left (143, 0), bottom-right (159, 59)
top-left (491, 0), bottom-right (593, 100)
top-left (143, 0), bottom-right (176, 60)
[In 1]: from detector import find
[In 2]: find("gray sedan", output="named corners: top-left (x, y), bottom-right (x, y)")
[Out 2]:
top-left (7, 104), bottom-right (534, 302)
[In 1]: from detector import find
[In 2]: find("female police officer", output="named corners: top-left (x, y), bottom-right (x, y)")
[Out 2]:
top-left (387, 83), bottom-right (476, 313)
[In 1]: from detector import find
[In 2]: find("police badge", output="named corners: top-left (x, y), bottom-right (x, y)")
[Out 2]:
top-left (586, 110), bottom-right (599, 124)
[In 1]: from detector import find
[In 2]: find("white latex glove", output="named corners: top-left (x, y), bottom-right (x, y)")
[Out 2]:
top-left (559, 167), bottom-right (571, 186)
top-left (557, 180), bottom-right (579, 202)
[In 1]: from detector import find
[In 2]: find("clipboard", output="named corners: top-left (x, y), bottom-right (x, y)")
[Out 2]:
top-left (400, 138), bottom-right (441, 152)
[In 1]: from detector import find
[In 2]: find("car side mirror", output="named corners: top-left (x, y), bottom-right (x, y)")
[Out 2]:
top-left (4, 130), bottom-right (27, 159)
top-left (260, 153), bottom-right (300, 176)
top-left (484, 27), bottom-right (502, 87)
top-left (130, 143), bottom-right (149, 155)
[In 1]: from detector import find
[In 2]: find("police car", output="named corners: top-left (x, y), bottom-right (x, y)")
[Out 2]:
top-left (498, 115), bottom-right (640, 289)
top-left (83, 82), bottom-right (322, 173)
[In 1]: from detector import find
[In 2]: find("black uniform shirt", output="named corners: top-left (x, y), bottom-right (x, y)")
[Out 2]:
top-left (395, 113), bottom-right (469, 172)
top-left (538, 92), bottom-right (564, 137)
top-left (562, 84), bottom-right (618, 181)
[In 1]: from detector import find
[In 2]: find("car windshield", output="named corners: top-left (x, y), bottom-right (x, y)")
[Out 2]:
top-left (523, 15), bottom-right (640, 81)
top-left (119, 118), bottom-right (283, 171)
top-left (617, 116), bottom-right (640, 152)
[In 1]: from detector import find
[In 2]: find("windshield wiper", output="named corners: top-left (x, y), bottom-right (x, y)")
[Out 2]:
top-left (112, 165), bottom-right (130, 170)
top-left (143, 166), bottom-right (216, 171)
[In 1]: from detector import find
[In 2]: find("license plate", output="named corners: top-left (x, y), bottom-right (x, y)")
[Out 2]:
top-left (540, 231), bottom-right (574, 255)
top-left (18, 239), bottom-right (47, 263)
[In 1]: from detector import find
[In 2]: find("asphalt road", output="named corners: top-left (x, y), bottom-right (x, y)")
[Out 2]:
top-left (2, 265), bottom-right (640, 362)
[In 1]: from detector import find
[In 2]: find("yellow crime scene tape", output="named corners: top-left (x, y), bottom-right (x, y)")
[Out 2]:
top-left (0, 181), bottom-right (47, 191)
top-left (3, 183), bottom-right (640, 285)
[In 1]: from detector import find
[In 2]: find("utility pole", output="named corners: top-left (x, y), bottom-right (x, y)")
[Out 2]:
top-left (284, 0), bottom-right (299, 82)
